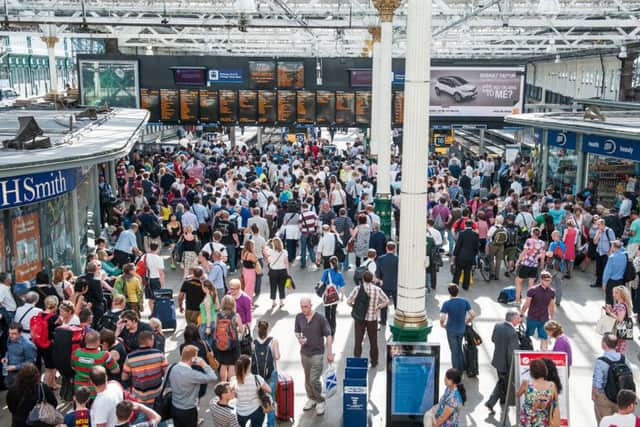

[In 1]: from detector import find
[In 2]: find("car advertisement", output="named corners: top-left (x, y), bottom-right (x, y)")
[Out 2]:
top-left (430, 67), bottom-right (525, 117)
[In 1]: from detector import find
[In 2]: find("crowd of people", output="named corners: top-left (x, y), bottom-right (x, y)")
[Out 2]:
top-left (1, 128), bottom-right (640, 427)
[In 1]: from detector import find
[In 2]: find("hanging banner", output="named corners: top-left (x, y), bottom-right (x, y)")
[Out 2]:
top-left (515, 351), bottom-right (569, 426)
top-left (12, 212), bottom-right (42, 282)
top-left (547, 130), bottom-right (577, 150)
top-left (583, 134), bottom-right (640, 162)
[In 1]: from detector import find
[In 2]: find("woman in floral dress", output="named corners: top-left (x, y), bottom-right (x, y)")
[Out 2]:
top-left (605, 285), bottom-right (634, 354)
top-left (431, 368), bottom-right (466, 427)
top-left (517, 358), bottom-right (558, 426)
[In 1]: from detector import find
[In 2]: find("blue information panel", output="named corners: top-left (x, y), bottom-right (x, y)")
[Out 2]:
top-left (391, 356), bottom-right (436, 415)
top-left (547, 129), bottom-right (577, 150)
top-left (583, 133), bottom-right (640, 161)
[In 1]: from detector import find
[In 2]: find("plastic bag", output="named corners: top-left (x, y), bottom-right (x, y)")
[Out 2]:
top-left (323, 363), bottom-right (338, 399)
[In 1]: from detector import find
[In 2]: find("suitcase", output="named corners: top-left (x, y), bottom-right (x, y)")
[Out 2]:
top-left (464, 343), bottom-right (478, 377)
top-left (53, 325), bottom-right (85, 377)
top-left (497, 286), bottom-right (516, 303)
top-left (154, 288), bottom-right (174, 299)
top-left (152, 293), bottom-right (177, 330)
top-left (276, 372), bottom-right (295, 422)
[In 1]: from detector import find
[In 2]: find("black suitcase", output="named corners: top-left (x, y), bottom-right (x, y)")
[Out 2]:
top-left (152, 289), bottom-right (176, 330)
top-left (154, 288), bottom-right (173, 299)
top-left (464, 343), bottom-right (478, 377)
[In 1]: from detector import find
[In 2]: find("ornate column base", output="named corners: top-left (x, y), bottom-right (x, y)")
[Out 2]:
top-left (390, 318), bottom-right (432, 342)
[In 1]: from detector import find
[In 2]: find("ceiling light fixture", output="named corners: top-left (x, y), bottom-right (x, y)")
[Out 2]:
top-left (619, 45), bottom-right (628, 59)
top-left (554, 54), bottom-right (560, 64)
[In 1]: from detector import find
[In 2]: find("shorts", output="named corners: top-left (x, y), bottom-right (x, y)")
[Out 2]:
top-left (517, 265), bottom-right (538, 279)
top-left (505, 247), bottom-right (518, 262)
top-left (145, 278), bottom-right (161, 299)
top-left (526, 318), bottom-right (548, 339)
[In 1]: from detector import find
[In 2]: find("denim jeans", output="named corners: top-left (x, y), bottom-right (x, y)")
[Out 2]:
top-left (341, 250), bottom-right (350, 271)
top-left (447, 229), bottom-right (455, 255)
top-left (286, 239), bottom-right (298, 263)
top-left (198, 321), bottom-right (215, 349)
top-left (226, 244), bottom-right (237, 272)
top-left (266, 371), bottom-right (278, 427)
top-left (237, 407), bottom-right (265, 427)
top-left (255, 258), bottom-right (264, 297)
top-left (299, 234), bottom-right (316, 268)
top-left (447, 332), bottom-right (465, 372)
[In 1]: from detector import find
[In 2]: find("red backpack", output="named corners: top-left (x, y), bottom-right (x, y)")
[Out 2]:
top-left (214, 313), bottom-right (238, 351)
top-left (30, 311), bottom-right (55, 349)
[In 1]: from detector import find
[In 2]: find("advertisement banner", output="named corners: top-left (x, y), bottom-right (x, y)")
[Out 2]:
top-left (430, 67), bottom-right (524, 117)
top-left (583, 134), bottom-right (640, 162)
top-left (208, 69), bottom-right (244, 84)
top-left (515, 351), bottom-right (569, 426)
top-left (0, 168), bottom-right (83, 210)
top-left (0, 223), bottom-right (5, 272)
top-left (548, 130), bottom-right (577, 150)
top-left (12, 212), bottom-right (42, 282)
top-left (79, 60), bottom-right (140, 108)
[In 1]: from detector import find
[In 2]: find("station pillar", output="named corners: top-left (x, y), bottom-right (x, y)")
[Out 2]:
top-left (372, 0), bottom-right (400, 239)
top-left (368, 26), bottom-right (381, 157)
top-left (41, 34), bottom-right (59, 96)
top-left (391, 0), bottom-right (431, 343)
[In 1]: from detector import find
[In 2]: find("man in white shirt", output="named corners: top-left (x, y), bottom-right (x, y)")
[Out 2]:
top-left (599, 389), bottom-right (637, 427)
top-left (144, 242), bottom-right (165, 313)
top-left (0, 272), bottom-right (17, 321)
top-left (316, 225), bottom-right (340, 269)
top-left (14, 292), bottom-right (42, 338)
top-left (246, 208), bottom-right (269, 241)
top-left (90, 366), bottom-right (123, 427)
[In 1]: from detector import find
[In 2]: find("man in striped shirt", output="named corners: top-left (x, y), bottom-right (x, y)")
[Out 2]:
top-left (121, 330), bottom-right (168, 405)
top-left (299, 203), bottom-right (319, 269)
top-left (71, 331), bottom-right (119, 397)
top-left (210, 382), bottom-right (240, 427)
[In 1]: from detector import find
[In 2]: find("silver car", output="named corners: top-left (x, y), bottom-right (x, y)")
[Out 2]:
top-left (434, 76), bottom-right (477, 102)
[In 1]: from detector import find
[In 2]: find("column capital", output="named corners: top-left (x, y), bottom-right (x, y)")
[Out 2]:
top-left (41, 36), bottom-right (59, 48)
top-left (372, 0), bottom-right (401, 22)
top-left (368, 26), bottom-right (381, 42)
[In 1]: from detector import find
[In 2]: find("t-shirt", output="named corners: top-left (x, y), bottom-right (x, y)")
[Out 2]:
top-left (598, 413), bottom-right (636, 427)
top-left (440, 298), bottom-right (472, 335)
top-left (71, 348), bottom-right (118, 396)
top-left (526, 285), bottom-right (556, 321)
top-left (214, 219), bottom-right (238, 245)
top-left (64, 408), bottom-right (91, 427)
top-left (145, 253), bottom-right (164, 279)
top-left (122, 347), bottom-right (168, 404)
top-left (180, 280), bottom-right (206, 311)
top-left (629, 218), bottom-right (640, 245)
top-left (294, 312), bottom-right (331, 357)
top-left (231, 373), bottom-right (266, 416)
top-left (91, 382), bottom-right (123, 427)
top-left (521, 238), bottom-right (546, 267)
top-left (548, 207), bottom-right (566, 226)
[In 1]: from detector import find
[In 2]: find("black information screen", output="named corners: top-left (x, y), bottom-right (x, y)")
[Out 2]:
top-left (393, 91), bottom-right (404, 126)
top-left (296, 90), bottom-right (315, 124)
top-left (249, 61), bottom-right (276, 88)
top-left (277, 90), bottom-right (296, 123)
top-left (160, 89), bottom-right (179, 122)
top-left (140, 88), bottom-right (160, 122)
top-left (316, 91), bottom-right (335, 125)
top-left (199, 89), bottom-right (218, 123)
top-left (355, 91), bottom-right (372, 125)
top-left (277, 62), bottom-right (304, 89)
top-left (179, 89), bottom-right (199, 122)
top-left (238, 90), bottom-right (258, 124)
top-left (335, 91), bottom-right (355, 126)
top-left (219, 90), bottom-right (238, 124)
top-left (258, 90), bottom-right (276, 124)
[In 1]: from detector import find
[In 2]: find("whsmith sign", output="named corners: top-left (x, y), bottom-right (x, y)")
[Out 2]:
top-left (0, 168), bottom-right (84, 209)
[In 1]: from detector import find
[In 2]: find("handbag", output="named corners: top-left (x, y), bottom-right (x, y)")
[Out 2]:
top-left (27, 384), bottom-right (64, 426)
top-left (347, 238), bottom-right (355, 253)
top-left (464, 324), bottom-right (483, 346)
top-left (423, 407), bottom-right (436, 427)
top-left (255, 260), bottom-right (263, 275)
top-left (255, 376), bottom-right (273, 413)
top-left (240, 330), bottom-right (253, 356)
top-left (595, 309), bottom-right (617, 335)
top-left (314, 281), bottom-right (327, 298)
top-left (154, 364), bottom-right (176, 420)
top-left (323, 363), bottom-right (338, 399)
top-left (323, 272), bottom-right (340, 306)
top-left (616, 310), bottom-right (634, 340)
top-left (285, 275), bottom-right (296, 289)
top-left (203, 340), bottom-right (220, 369)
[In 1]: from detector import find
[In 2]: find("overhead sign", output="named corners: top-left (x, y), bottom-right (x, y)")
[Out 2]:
top-left (0, 168), bottom-right (84, 209)
top-left (547, 130), bottom-right (577, 150)
top-left (12, 212), bottom-right (42, 282)
top-left (208, 69), bottom-right (243, 84)
top-left (583, 134), bottom-right (640, 161)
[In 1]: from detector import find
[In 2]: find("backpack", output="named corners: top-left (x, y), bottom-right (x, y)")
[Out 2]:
top-left (517, 325), bottom-right (534, 350)
top-left (214, 312), bottom-right (238, 351)
top-left (624, 256), bottom-right (636, 283)
top-left (426, 236), bottom-right (443, 269)
top-left (136, 255), bottom-right (149, 280)
top-left (492, 227), bottom-right (508, 245)
top-left (251, 337), bottom-right (275, 381)
top-left (353, 260), bottom-right (372, 285)
top-left (497, 286), bottom-right (516, 304)
top-left (30, 311), bottom-right (55, 349)
top-left (599, 355), bottom-right (636, 403)
top-left (351, 284), bottom-right (371, 321)
top-left (97, 310), bottom-right (121, 332)
top-left (505, 225), bottom-right (519, 247)
top-left (323, 284), bottom-right (340, 306)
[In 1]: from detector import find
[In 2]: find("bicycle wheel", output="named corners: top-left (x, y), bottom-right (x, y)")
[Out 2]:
top-left (478, 257), bottom-right (491, 282)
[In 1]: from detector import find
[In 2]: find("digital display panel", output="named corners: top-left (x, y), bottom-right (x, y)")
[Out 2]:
top-left (277, 62), bottom-right (304, 89)
top-left (249, 61), bottom-right (276, 88)
top-left (179, 89), bottom-right (199, 122)
top-left (140, 88), bottom-right (160, 122)
top-left (258, 90), bottom-right (276, 124)
top-left (391, 356), bottom-right (436, 415)
top-left (355, 91), bottom-right (372, 125)
top-left (173, 68), bottom-right (207, 86)
top-left (335, 91), bottom-right (355, 126)
top-left (393, 91), bottom-right (404, 126)
top-left (238, 90), bottom-right (258, 124)
top-left (316, 91), bottom-right (335, 125)
top-left (277, 90), bottom-right (296, 123)
top-left (350, 69), bottom-right (373, 87)
top-left (218, 90), bottom-right (238, 124)
top-left (296, 90), bottom-right (315, 124)
top-left (160, 89), bottom-right (179, 122)
top-left (199, 89), bottom-right (218, 123)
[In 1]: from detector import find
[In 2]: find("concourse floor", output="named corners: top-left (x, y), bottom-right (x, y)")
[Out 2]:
top-left (0, 253), bottom-right (634, 427)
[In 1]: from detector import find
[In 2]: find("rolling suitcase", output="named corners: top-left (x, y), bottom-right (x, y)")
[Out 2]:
top-left (464, 343), bottom-right (478, 377)
top-left (152, 289), bottom-right (176, 330)
top-left (53, 325), bottom-right (85, 377)
top-left (276, 372), bottom-right (295, 422)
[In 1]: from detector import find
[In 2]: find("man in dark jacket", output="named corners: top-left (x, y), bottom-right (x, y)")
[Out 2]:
top-left (453, 220), bottom-right (479, 290)
top-left (369, 223), bottom-right (387, 257)
top-left (485, 310), bottom-right (521, 414)
top-left (459, 171), bottom-right (472, 200)
top-left (376, 242), bottom-right (398, 327)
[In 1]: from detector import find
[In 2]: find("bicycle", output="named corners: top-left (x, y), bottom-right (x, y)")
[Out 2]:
top-left (473, 252), bottom-right (491, 283)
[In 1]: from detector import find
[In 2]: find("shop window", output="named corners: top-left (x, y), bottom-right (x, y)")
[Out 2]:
top-left (633, 56), bottom-right (640, 89)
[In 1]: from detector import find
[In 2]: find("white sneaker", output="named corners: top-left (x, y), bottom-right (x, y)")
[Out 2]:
top-left (315, 401), bottom-right (326, 415)
top-left (303, 399), bottom-right (316, 411)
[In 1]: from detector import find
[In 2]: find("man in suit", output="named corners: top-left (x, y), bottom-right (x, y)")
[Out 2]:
top-left (485, 310), bottom-right (521, 414)
top-left (376, 241), bottom-right (399, 328)
top-left (453, 220), bottom-right (480, 290)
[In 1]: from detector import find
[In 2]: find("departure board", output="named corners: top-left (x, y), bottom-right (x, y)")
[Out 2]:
top-left (335, 91), bottom-right (355, 126)
top-left (296, 90), bottom-right (315, 124)
top-left (199, 89), bottom-right (218, 123)
top-left (355, 91), bottom-right (372, 125)
top-left (277, 90), bottom-right (296, 123)
top-left (238, 90), bottom-right (258, 124)
top-left (249, 61), bottom-right (276, 88)
top-left (258, 90), bottom-right (276, 124)
top-left (140, 88), bottom-right (160, 122)
top-left (316, 90), bottom-right (335, 125)
top-left (393, 91), bottom-right (404, 126)
top-left (277, 62), bottom-right (304, 89)
top-left (160, 89), bottom-right (179, 122)
top-left (179, 89), bottom-right (199, 122)
top-left (219, 90), bottom-right (238, 124)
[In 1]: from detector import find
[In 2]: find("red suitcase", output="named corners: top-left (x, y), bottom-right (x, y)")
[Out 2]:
top-left (276, 372), bottom-right (295, 422)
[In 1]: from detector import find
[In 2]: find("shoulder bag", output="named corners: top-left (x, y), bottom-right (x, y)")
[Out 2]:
top-left (595, 309), bottom-right (617, 335)
top-left (27, 384), bottom-right (64, 426)
top-left (203, 340), bottom-right (220, 369)
top-left (255, 376), bottom-right (273, 413)
top-left (351, 284), bottom-right (370, 321)
top-left (615, 308), bottom-right (634, 340)
top-left (154, 364), bottom-right (176, 420)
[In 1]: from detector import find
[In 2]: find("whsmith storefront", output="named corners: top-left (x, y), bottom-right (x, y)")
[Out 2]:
top-left (0, 108), bottom-right (148, 281)
top-left (506, 110), bottom-right (640, 206)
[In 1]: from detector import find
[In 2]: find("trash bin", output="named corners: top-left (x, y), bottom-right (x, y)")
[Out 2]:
top-left (343, 357), bottom-right (368, 427)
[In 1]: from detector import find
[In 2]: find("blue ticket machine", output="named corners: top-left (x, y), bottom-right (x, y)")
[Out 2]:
top-left (343, 357), bottom-right (368, 427)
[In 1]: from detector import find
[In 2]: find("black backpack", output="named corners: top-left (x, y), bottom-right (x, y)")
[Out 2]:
top-left (351, 284), bottom-right (371, 321)
top-left (599, 355), bottom-right (636, 402)
top-left (251, 337), bottom-right (275, 381)
top-left (624, 256), bottom-right (636, 283)
top-left (517, 325), bottom-right (533, 350)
